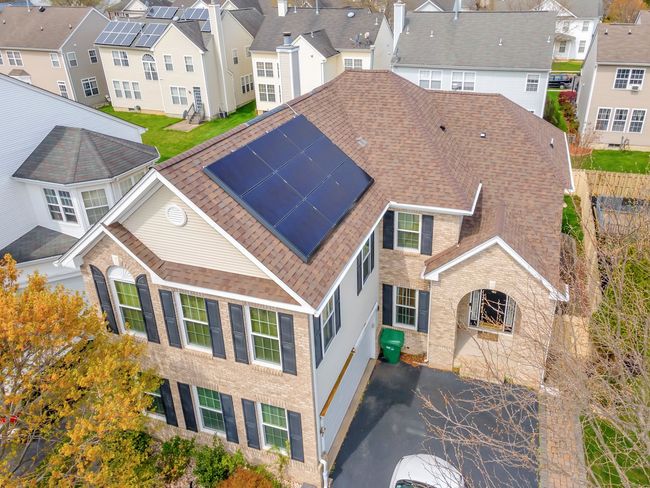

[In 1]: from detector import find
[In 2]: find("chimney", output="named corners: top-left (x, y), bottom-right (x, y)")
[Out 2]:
top-left (393, 0), bottom-right (405, 51)
top-left (276, 32), bottom-right (301, 102)
top-left (208, 1), bottom-right (236, 114)
top-left (278, 0), bottom-right (287, 17)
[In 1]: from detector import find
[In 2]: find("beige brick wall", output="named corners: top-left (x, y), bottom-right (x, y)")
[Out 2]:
top-left (81, 236), bottom-right (322, 486)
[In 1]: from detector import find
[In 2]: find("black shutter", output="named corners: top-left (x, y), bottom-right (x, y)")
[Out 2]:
top-left (421, 215), bottom-right (433, 256)
top-left (370, 231), bottom-right (375, 272)
top-left (220, 393), bottom-right (239, 443)
top-left (135, 275), bottom-right (160, 343)
top-left (90, 265), bottom-right (118, 334)
top-left (279, 313), bottom-right (297, 375)
top-left (382, 210), bottom-right (394, 249)
top-left (356, 253), bottom-right (362, 295)
top-left (177, 382), bottom-right (197, 432)
top-left (382, 284), bottom-right (393, 326)
top-left (242, 399), bottom-right (260, 449)
top-left (287, 410), bottom-right (304, 462)
top-left (159, 289), bottom-right (181, 348)
top-left (312, 315), bottom-right (322, 367)
top-left (160, 378), bottom-right (177, 427)
top-left (417, 290), bottom-right (430, 333)
top-left (206, 299), bottom-right (226, 359)
top-left (334, 286), bottom-right (341, 333)
top-left (229, 303), bottom-right (249, 364)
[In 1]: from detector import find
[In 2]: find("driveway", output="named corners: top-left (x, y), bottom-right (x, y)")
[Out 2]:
top-left (331, 361), bottom-right (538, 487)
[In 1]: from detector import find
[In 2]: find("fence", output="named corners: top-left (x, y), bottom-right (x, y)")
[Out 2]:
top-left (582, 170), bottom-right (650, 200)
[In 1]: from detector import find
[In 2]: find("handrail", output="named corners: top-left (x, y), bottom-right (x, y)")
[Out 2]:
top-left (320, 347), bottom-right (356, 417)
top-left (185, 103), bottom-right (195, 121)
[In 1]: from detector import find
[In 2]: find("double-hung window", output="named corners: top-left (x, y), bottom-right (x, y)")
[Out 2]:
top-left (112, 50), bottom-right (129, 66)
top-left (259, 403), bottom-right (289, 451)
top-left (81, 77), bottom-right (99, 97)
top-left (615, 68), bottom-right (645, 89)
top-left (50, 53), bottom-right (60, 68)
top-left (394, 286), bottom-right (417, 328)
top-left (112, 80), bottom-right (123, 97)
top-left (526, 74), bottom-right (540, 92)
top-left (582, 20), bottom-right (590, 32)
top-left (321, 295), bottom-right (337, 352)
top-left (256, 61), bottom-right (273, 77)
top-left (7, 51), bottom-right (23, 66)
top-left (170, 86), bottom-right (188, 105)
top-left (611, 108), bottom-right (629, 132)
top-left (578, 40), bottom-right (586, 53)
top-left (0, 52), bottom-right (3, 65)
top-left (142, 54), bottom-right (158, 80)
top-left (81, 189), bottom-right (109, 225)
top-left (232, 48), bottom-right (239, 65)
top-left (122, 81), bottom-right (132, 99)
top-left (164, 54), bottom-right (173, 71)
top-left (558, 40), bottom-right (567, 54)
top-left (629, 109), bottom-right (646, 133)
top-left (258, 84), bottom-right (276, 102)
top-left (57, 81), bottom-right (69, 98)
top-left (418, 70), bottom-right (442, 90)
top-left (146, 387), bottom-right (165, 417)
top-left (132, 81), bottom-right (142, 99)
top-left (361, 235), bottom-right (372, 283)
top-left (118, 171), bottom-right (146, 196)
top-left (66, 52), bottom-right (78, 68)
top-left (395, 212), bottom-right (420, 251)
top-left (184, 55), bottom-right (194, 72)
top-left (562, 20), bottom-right (570, 32)
top-left (241, 74), bottom-right (253, 93)
top-left (249, 307), bottom-right (281, 366)
top-left (194, 386), bottom-right (225, 433)
top-left (43, 188), bottom-right (77, 222)
top-left (344, 58), bottom-right (363, 70)
top-left (451, 71), bottom-right (475, 91)
top-left (88, 49), bottom-right (98, 63)
top-left (178, 293), bottom-right (211, 349)
top-left (112, 277), bottom-right (146, 334)
top-left (595, 107), bottom-right (611, 131)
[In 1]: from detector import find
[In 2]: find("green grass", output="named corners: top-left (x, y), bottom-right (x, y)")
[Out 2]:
top-left (552, 60), bottom-right (583, 72)
top-left (100, 102), bottom-right (257, 162)
top-left (581, 150), bottom-right (650, 174)
top-left (562, 195), bottom-right (584, 242)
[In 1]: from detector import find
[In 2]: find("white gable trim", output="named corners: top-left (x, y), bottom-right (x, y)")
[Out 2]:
top-left (564, 132), bottom-right (575, 193)
top-left (414, 0), bottom-right (443, 12)
top-left (390, 182), bottom-right (482, 216)
top-left (537, 0), bottom-right (576, 18)
top-left (422, 236), bottom-right (569, 301)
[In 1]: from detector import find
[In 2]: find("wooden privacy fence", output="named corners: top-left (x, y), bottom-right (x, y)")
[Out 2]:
top-left (583, 170), bottom-right (650, 200)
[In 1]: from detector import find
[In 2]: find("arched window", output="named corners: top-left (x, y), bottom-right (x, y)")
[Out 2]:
top-left (467, 289), bottom-right (517, 334)
top-left (108, 267), bottom-right (146, 335)
top-left (142, 54), bottom-right (158, 81)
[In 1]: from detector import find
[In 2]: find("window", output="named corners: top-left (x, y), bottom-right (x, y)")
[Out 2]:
top-left (50, 53), bottom-right (60, 68)
top-left (142, 54), bottom-right (158, 80)
top-left (249, 307), bottom-right (281, 366)
top-left (132, 81), bottom-right (142, 100)
top-left (184, 55), bottom-right (194, 72)
top-left (66, 52), bottom-right (78, 67)
top-left (395, 212), bottom-right (420, 250)
top-left (468, 289), bottom-right (516, 333)
top-left (245, 45), bottom-right (251, 57)
top-left (258, 84), bottom-right (276, 102)
top-left (146, 387), bottom-right (165, 417)
top-left (112, 50), bottom-right (129, 66)
top-left (241, 74), bottom-right (253, 94)
top-left (595, 107), bottom-right (611, 131)
top-left (88, 49), bottom-right (98, 63)
top-left (194, 386), bottom-right (225, 433)
top-left (562, 20), bottom-right (570, 32)
top-left (170, 86), bottom-right (188, 105)
top-left (118, 170), bottom-right (145, 196)
top-left (112, 80), bottom-right (122, 98)
top-left (0, 52), bottom-right (3, 65)
top-left (7, 51), bottom-right (23, 66)
top-left (57, 81), bottom-right (69, 98)
top-left (418, 69), bottom-right (442, 90)
top-left (43, 188), bottom-right (77, 222)
top-left (259, 403), bottom-right (288, 451)
top-left (164, 54), bottom-right (173, 71)
top-left (615, 68), bottom-right (645, 89)
top-left (612, 108), bottom-right (629, 131)
top-left (629, 109), bottom-right (646, 133)
top-left (526, 74), bottom-right (540, 92)
top-left (344, 58), bottom-right (363, 69)
top-left (232, 48), bottom-right (238, 65)
top-left (178, 293), bottom-right (211, 349)
top-left (558, 40), bottom-right (567, 54)
top-left (394, 286), bottom-right (417, 328)
top-left (361, 235), bottom-right (372, 283)
top-left (451, 71), bottom-right (475, 91)
top-left (81, 77), bottom-right (99, 97)
top-left (578, 40), bottom-right (586, 53)
top-left (256, 61), bottom-right (273, 77)
top-left (582, 20), bottom-right (590, 31)
top-left (123, 81), bottom-right (132, 99)
top-left (321, 295), bottom-right (337, 352)
top-left (110, 270), bottom-right (146, 335)
top-left (81, 189), bottom-right (109, 225)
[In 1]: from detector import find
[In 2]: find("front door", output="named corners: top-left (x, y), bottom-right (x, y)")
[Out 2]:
top-left (193, 86), bottom-right (203, 112)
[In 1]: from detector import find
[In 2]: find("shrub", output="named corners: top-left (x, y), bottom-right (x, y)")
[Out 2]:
top-left (193, 441), bottom-right (245, 487)
top-left (158, 436), bottom-right (195, 482)
top-left (544, 96), bottom-right (568, 132)
top-left (218, 467), bottom-right (276, 488)
top-left (558, 90), bottom-right (577, 105)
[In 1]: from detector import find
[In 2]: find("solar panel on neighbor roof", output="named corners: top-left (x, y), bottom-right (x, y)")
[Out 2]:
top-left (203, 115), bottom-right (373, 262)
top-left (96, 21), bottom-right (143, 46)
top-left (200, 20), bottom-right (211, 32)
top-left (147, 6), bottom-right (178, 19)
top-left (134, 23), bottom-right (167, 48)
top-left (180, 7), bottom-right (208, 20)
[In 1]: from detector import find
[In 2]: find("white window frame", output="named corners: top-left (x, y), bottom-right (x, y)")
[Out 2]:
top-left (451, 71), bottom-right (475, 91)
top-left (66, 51), bottom-right (78, 68)
top-left (321, 294), bottom-right (337, 353)
top-left (142, 54), bottom-right (158, 80)
top-left (81, 188), bottom-right (109, 225)
top-left (256, 61), bottom-right (273, 77)
top-left (170, 85), bottom-right (188, 105)
top-left (418, 69), bottom-right (442, 90)
top-left (112, 80), bottom-right (122, 98)
top-left (108, 267), bottom-right (146, 337)
top-left (614, 68), bottom-right (645, 90)
top-left (361, 235), bottom-right (372, 284)
top-left (112, 50), bottom-right (129, 67)
top-left (578, 40), bottom-right (586, 53)
top-left (245, 46), bottom-right (251, 57)
top-left (50, 53), bottom-right (61, 68)
top-left (122, 80), bottom-right (132, 99)
top-left (0, 52), bottom-right (3, 65)
top-left (88, 49), bottom-right (98, 64)
top-left (393, 286), bottom-right (418, 330)
top-left (7, 51), bottom-right (23, 66)
top-left (526, 73), bottom-right (540, 92)
top-left (558, 40), bottom-right (567, 54)
top-left (629, 109), bottom-right (646, 133)
top-left (467, 289), bottom-right (516, 335)
top-left (145, 387), bottom-right (166, 420)
top-left (344, 58), bottom-right (363, 70)
top-left (258, 83), bottom-right (276, 102)
top-left (595, 107), bottom-right (612, 131)
top-left (192, 385), bottom-right (226, 435)
top-left (611, 108), bottom-right (629, 132)
top-left (394, 211), bottom-right (421, 252)
top-left (257, 402), bottom-right (289, 453)
top-left (562, 20), bottom-right (570, 32)
top-left (246, 306), bottom-right (282, 370)
top-left (81, 77), bottom-right (99, 97)
top-left (232, 48), bottom-right (238, 65)
top-left (43, 188), bottom-right (77, 223)
top-left (184, 55), bottom-right (194, 72)
top-left (57, 81), bottom-right (69, 98)
top-left (175, 292), bottom-right (212, 353)
top-left (163, 54), bottom-right (173, 71)
top-left (582, 20), bottom-right (590, 32)
top-left (117, 170), bottom-right (146, 197)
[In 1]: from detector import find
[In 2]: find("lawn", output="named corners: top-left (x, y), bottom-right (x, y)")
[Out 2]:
top-left (581, 150), bottom-right (650, 174)
top-left (552, 60), bottom-right (583, 72)
top-left (562, 195), bottom-right (584, 242)
top-left (100, 102), bottom-right (257, 162)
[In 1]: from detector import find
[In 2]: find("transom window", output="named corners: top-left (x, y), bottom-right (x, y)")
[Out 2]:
top-left (256, 61), bottom-right (273, 77)
top-left (468, 289), bottom-right (516, 334)
top-left (88, 49), bottom-right (98, 63)
top-left (81, 77), bottom-right (99, 97)
top-left (112, 276), bottom-right (146, 335)
top-left (418, 69), bottom-right (442, 90)
top-left (112, 50), bottom-right (129, 67)
top-left (395, 212), bottom-right (420, 250)
top-left (57, 81), bottom-right (68, 99)
top-left (146, 387), bottom-right (165, 416)
top-left (195, 386), bottom-right (225, 432)
top-left (184, 55), bottom-right (194, 72)
top-left (178, 293), bottom-right (211, 349)
top-left (258, 84), bottom-right (276, 102)
top-left (66, 52), bottom-right (78, 68)
top-left (321, 295), bottom-right (337, 352)
top-left (344, 58), bottom-right (363, 70)
top-left (596, 107), bottom-right (611, 131)
top-left (526, 74), bottom-right (540, 92)
top-left (81, 189), bottom-right (109, 225)
top-left (50, 53), bottom-right (60, 68)
top-left (7, 51), bottom-right (23, 66)
top-left (43, 188), bottom-right (77, 222)
top-left (451, 71), bottom-right (475, 91)
top-left (164, 54), bottom-right (173, 71)
top-left (249, 307), bottom-right (281, 366)
top-left (241, 74), bottom-right (253, 94)
top-left (259, 403), bottom-right (288, 451)
top-left (614, 68), bottom-right (645, 89)
top-left (612, 108), bottom-right (629, 132)
top-left (361, 236), bottom-right (372, 283)
top-left (142, 54), bottom-right (158, 80)
top-left (170, 86), bottom-right (188, 105)
top-left (395, 286), bottom-right (417, 328)
top-left (629, 109), bottom-right (646, 133)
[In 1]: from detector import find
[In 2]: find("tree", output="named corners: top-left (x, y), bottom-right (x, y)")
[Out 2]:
top-left (0, 255), bottom-right (159, 487)
top-left (606, 0), bottom-right (646, 22)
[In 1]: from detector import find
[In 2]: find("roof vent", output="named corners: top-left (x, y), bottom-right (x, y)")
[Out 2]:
top-left (347, 11), bottom-right (355, 18)
top-left (356, 136), bottom-right (368, 147)
top-left (439, 124), bottom-right (446, 132)
top-left (430, 29), bottom-right (434, 37)
top-left (68, 23), bottom-right (72, 29)
top-left (604, 28), bottom-right (608, 35)
top-left (628, 28), bottom-right (632, 35)
top-left (38, 6), bottom-right (45, 12)
top-left (40, 26), bottom-right (43, 31)
top-left (547, 35), bottom-right (551, 43)
top-left (480, 132), bottom-right (487, 139)
top-left (498, 37), bottom-right (503, 46)
top-left (166, 204), bottom-right (187, 226)
top-left (375, 17), bottom-right (378, 25)
top-left (550, 137), bottom-right (554, 148)
top-left (406, 25), bottom-right (410, 34)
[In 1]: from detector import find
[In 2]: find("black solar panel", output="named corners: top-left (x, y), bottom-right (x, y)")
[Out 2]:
top-left (96, 21), bottom-right (143, 46)
top-left (204, 115), bottom-right (373, 262)
top-left (180, 7), bottom-right (208, 20)
top-left (147, 6), bottom-right (178, 18)
top-left (135, 23), bottom-right (167, 48)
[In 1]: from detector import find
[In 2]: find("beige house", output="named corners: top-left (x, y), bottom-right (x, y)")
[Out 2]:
top-left (96, 4), bottom-right (261, 119)
top-left (58, 71), bottom-right (572, 486)
top-left (577, 17), bottom-right (650, 150)
top-left (0, 6), bottom-right (110, 106)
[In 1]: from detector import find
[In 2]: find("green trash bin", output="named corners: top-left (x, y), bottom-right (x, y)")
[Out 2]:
top-left (380, 327), bottom-right (405, 364)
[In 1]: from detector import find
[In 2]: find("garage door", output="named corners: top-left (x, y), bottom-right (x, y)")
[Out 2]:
top-left (321, 309), bottom-right (377, 453)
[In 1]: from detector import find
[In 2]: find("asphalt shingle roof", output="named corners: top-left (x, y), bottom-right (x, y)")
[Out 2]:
top-left (595, 22), bottom-right (650, 64)
top-left (299, 29), bottom-right (338, 57)
top-left (230, 7), bottom-right (264, 36)
top-left (0, 226), bottom-right (78, 263)
top-left (13, 126), bottom-right (158, 185)
top-left (486, 0), bottom-right (602, 17)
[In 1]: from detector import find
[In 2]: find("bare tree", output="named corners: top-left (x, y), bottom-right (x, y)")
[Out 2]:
top-left (606, 0), bottom-right (646, 22)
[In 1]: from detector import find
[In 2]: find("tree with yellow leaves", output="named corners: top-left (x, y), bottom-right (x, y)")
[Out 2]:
top-left (0, 255), bottom-right (160, 487)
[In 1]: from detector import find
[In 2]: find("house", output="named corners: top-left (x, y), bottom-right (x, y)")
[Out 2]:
top-left (57, 70), bottom-right (572, 486)
top-left (105, 0), bottom-right (172, 19)
top-left (0, 75), bottom-right (157, 291)
top-left (576, 17), bottom-right (650, 150)
top-left (96, 3), bottom-right (261, 120)
top-left (391, 5), bottom-right (555, 116)
top-left (249, 1), bottom-right (393, 112)
top-left (0, 6), bottom-right (111, 106)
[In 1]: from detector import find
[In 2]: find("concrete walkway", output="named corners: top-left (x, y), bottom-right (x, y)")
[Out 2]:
top-left (165, 119), bottom-right (198, 132)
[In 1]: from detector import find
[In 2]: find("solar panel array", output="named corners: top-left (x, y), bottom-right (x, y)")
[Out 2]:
top-left (134, 23), bottom-right (167, 48)
top-left (95, 21), bottom-right (143, 46)
top-left (200, 20), bottom-right (211, 32)
top-left (147, 6), bottom-right (178, 19)
top-left (180, 7), bottom-right (208, 20)
top-left (204, 115), bottom-right (374, 262)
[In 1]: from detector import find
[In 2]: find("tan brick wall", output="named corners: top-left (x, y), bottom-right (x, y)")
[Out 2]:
top-left (81, 236), bottom-right (322, 486)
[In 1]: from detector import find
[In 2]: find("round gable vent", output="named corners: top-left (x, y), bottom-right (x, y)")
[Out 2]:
top-left (166, 204), bottom-right (187, 226)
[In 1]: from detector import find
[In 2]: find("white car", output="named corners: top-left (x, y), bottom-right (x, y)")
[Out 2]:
top-left (389, 454), bottom-right (465, 488)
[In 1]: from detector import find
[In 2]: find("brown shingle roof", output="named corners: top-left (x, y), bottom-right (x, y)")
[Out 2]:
top-left (155, 71), bottom-right (569, 307)
top-left (595, 22), bottom-right (650, 65)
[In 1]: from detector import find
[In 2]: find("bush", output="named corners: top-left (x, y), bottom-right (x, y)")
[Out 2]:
top-left (193, 440), bottom-right (245, 487)
top-left (544, 95), bottom-right (568, 132)
top-left (218, 467), bottom-right (276, 488)
top-left (558, 90), bottom-right (577, 105)
top-left (158, 436), bottom-right (195, 482)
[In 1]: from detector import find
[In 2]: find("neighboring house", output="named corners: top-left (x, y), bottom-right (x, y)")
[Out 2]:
top-left (576, 18), bottom-right (650, 150)
top-left (58, 70), bottom-right (572, 486)
top-left (391, 6), bottom-right (555, 116)
top-left (249, 2), bottom-right (392, 112)
top-left (105, 0), bottom-right (172, 19)
top-left (96, 3), bottom-right (261, 119)
top-left (0, 75), bottom-right (157, 291)
top-left (0, 6), bottom-right (110, 106)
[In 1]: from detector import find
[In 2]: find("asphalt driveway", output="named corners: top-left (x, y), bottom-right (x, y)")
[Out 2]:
top-left (331, 361), bottom-right (538, 487)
